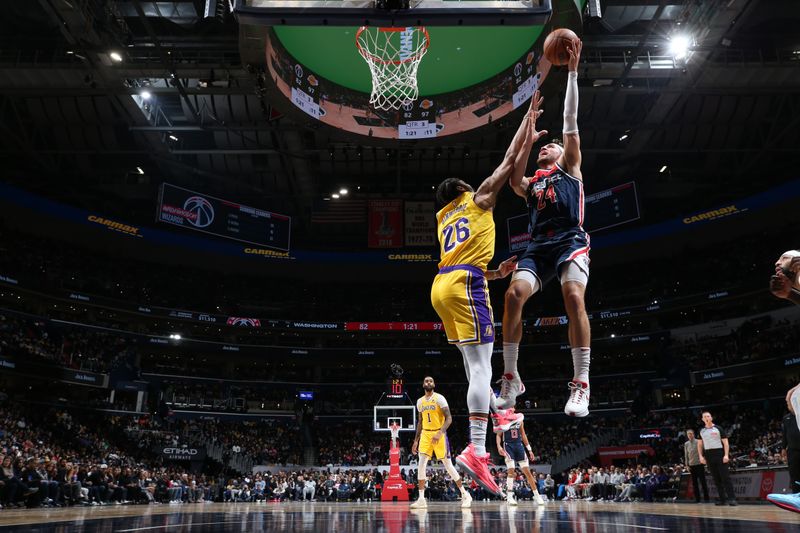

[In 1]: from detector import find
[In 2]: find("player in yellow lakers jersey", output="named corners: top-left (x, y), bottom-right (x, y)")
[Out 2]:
top-left (410, 376), bottom-right (471, 508)
top-left (432, 92), bottom-right (549, 497)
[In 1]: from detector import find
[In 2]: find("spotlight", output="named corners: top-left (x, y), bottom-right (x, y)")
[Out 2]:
top-left (619, 134), bottom-right (628, 141)
top-left (136, 167), bottom-right (144, 175)
top-left (169, 135), bottom-right (178, 141)
top-left (332, 193), bottom-right (340, 199)
top-left (339, 188), bottom-right (348, 195)
top-left (140, 90), bottom-right (152, 100)
top-left (109, 51), bottom-right (123, 62)
top-left (659, 165), bottom-right (668, 173)
top-left (668, 35), bottom-right (691, 60)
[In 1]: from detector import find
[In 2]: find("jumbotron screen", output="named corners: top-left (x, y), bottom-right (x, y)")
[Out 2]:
top-left (157, 183), bottom-right (291, 251)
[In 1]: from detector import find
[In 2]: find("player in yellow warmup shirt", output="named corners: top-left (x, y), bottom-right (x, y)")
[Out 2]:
top-left (411, 376), bottom-right (471, 508)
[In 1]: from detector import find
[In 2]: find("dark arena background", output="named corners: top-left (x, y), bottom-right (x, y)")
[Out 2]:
top-left (1, 0), bottom-right (800, 531)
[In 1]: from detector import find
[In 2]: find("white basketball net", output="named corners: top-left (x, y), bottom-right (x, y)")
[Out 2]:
top-left (356, 26), bottom-right (430, 111)
top-left (389, 423), bottom-right (401, 447)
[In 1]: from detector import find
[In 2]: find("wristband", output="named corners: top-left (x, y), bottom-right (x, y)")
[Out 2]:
top-left (525, 444), bottom-right (532, 453)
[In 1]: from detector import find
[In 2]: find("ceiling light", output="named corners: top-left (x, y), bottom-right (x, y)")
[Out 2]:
top-left (339, 188), bottom-right (348, 195)
top-left (619, 134), bottom-right (628, 141)
top-left (66, 50), bottom-right (74, 55)
top-left (659, 165), bottom-right (668, 173)
top-left (140, 90), bottom-right (152, 100)
top-left (109, 51), bottom-right (123, 62)
top-left (668, 35), bottom-right (691, 60)
top-left (169, 135), bottom-right (178, 141)
top-left (332, 193), bottom-right (340, 199)
top-left (136, 167), bottom-right (144, 175)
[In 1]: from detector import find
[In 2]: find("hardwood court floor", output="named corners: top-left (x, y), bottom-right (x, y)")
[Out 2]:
top-left (0, 500), bottom-right (798, 532)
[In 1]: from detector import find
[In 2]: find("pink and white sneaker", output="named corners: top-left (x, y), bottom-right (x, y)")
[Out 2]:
top-left (456, 444), bottom-right (502, 497)
top-left (564, 380), bottom-right (590, 417)
top-left (496, 373), bottom-right (526, 410)
top-left (491, 408), bottom-right (524, 433)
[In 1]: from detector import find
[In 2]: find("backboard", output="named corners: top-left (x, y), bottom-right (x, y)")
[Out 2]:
top-left (232, 0), bottom-right (552, 27)
top-left (374, 405), bottom-right (416, 432)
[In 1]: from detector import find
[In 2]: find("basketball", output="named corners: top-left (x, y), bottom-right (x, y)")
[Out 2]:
top-left (543, 28), bottom-right (580, 66)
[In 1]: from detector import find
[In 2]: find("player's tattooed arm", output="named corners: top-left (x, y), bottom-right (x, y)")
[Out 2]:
top-left (485, 255), bottom-right (518, 281)
top-left (474, 94), bottom-right (540, 210)
top-left (509, 90), bottom-right (546, 199)
top-left (440, 406), bottom-right (453, 433)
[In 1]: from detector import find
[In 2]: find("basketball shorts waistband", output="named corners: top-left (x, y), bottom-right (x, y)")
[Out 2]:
top-left (437, 264), bottom-right (484, 277)
top-left (423, 428), bottom-right (443, 431)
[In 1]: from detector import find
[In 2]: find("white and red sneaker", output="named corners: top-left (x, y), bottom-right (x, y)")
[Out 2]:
top-left (491, 408), bottom-right (524, 433)
top-left (496, 373), bottom-right (526, 410)
top-left (456, 444), bottom-right (502, 497)
top-left (564, 380), bottom-right (590, 417)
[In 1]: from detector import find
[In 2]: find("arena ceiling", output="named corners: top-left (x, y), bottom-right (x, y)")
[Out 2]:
top-left (0, 0), bottom-right (798, 247)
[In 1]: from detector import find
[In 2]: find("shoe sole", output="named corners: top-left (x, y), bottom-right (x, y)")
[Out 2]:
top-left (565, 408), bottom-right (590, 417)
top-left (767, 498), bottom-right (800, 514)
top-left (456, 456), bottom-right (502, 497)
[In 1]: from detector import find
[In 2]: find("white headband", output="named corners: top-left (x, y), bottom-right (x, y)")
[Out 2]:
top-left (783, 250), bottom-right (800, 258)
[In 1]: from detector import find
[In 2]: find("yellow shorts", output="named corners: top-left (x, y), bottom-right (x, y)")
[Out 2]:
top-left (419, 429), bottom-right (449, 459)
top-left (431, 266), bottom-right (495, 345)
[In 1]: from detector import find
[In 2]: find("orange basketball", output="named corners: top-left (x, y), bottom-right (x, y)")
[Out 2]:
top-left (543, 28), bottom-right (580, 66)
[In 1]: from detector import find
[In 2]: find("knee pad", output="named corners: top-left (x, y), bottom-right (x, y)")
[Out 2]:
top-left (559, 259), bottom-right (589, 287)
top-left (510, 269), bottom-right (541, 295)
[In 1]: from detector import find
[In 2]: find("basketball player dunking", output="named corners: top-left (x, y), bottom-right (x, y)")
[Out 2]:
top-left (410, 376), bottom-right (472, 508)
top-left (496, 40), bottom-right (594, 418)
top-left (431, 96), bottom-right (546, 496)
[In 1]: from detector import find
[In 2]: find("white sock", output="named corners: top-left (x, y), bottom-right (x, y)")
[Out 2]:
top-left (506, 477), bottom-right (514, 492)
top-left (488, 390), bottom-right (498, 413)
top-left (469, 417), bottom-right (488, 456)
top-left (503, 342), bottom-right (519, 377)
top-left (571, 347), bottom-right (591, 382)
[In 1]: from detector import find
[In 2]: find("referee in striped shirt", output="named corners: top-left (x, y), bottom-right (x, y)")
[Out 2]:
top-left (697, 411), bottom-right (737, 506)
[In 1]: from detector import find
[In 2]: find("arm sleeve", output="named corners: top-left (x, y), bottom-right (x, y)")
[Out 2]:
top-left (416, 398), bottom-right (422, 412)
top-left (563, 71), bottom-right (579, 134)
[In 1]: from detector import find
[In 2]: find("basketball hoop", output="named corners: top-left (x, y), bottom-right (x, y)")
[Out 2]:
top-left (389, 423), bottom-right (401, 447)
top-left (356, 26), bottom-right (430, 111)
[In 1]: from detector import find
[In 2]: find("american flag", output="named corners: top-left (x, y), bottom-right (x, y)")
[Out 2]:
top-left (310, 198), bottom-right (367, 225)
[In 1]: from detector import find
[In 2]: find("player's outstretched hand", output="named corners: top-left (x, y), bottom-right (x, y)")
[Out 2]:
top-left (497, 255), bottom-right (518, 279)
top-left (566, 39), bottom-right (583, 72)
top-left (526, 91), bottom-right (548, 146)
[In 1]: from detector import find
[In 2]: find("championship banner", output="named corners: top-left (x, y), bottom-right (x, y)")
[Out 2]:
top-left (368, 200), bottom-right (403, 248)
top-left (404, 201), bottom-right (436, 247)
